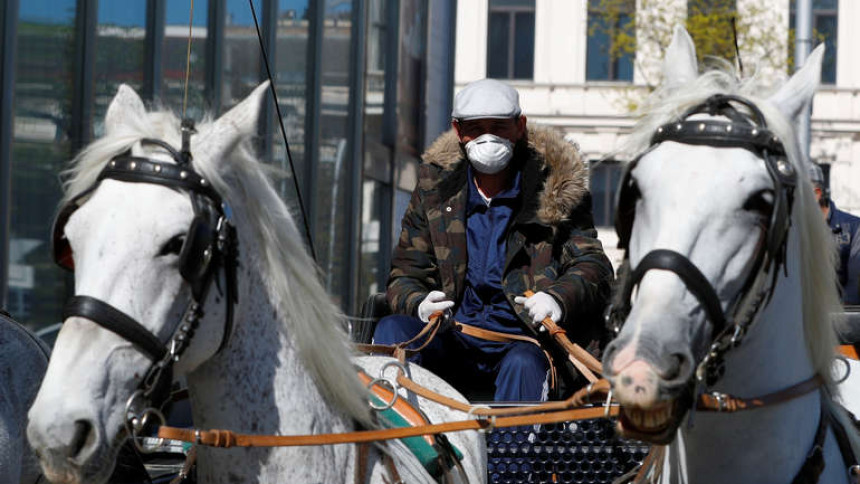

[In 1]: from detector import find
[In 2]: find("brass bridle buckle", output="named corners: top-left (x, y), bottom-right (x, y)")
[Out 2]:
top-left (710, 391), bottom-right (728, 412)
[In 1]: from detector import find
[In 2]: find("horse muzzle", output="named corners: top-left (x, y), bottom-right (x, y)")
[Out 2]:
top-left (27, 407), bottom-right (114, 484)
top-left (603, 334), bottom-right (698, 444)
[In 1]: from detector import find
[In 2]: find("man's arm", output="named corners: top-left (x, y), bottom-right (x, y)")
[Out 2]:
top-left (543, 198), bottom-right (614, 326)
top-left (386, 187), bottom-right (441, 316)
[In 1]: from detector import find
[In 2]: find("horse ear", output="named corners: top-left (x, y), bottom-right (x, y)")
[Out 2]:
top-left (768, 44), bottom-right (824, 122)
top-left (202, 81), bottom-right (270, 162)
top-left (105, 84), bottom-right (146, 135)
top-left (662, 25), bottom-right (698, 86)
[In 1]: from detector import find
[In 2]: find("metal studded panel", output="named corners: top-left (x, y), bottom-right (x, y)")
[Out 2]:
top-left (486, 417), bottom-right (649, 483)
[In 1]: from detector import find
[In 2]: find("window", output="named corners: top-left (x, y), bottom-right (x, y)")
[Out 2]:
top-left (790, 0), bottom-right (837, 84)
top-left (487, 0), bottom-right (535, 80)
top-left (589, 160), bottom-right (624, 227)
top-left (586, 0), bottom-right (633, 82)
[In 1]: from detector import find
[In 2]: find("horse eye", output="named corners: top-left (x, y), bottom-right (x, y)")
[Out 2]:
top-left (742, 190), bottom-right (774, 216)
top-left (158, 234), bottom-right (185, 257)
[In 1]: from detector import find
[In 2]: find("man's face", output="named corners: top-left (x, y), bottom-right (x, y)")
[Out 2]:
top-left (814, 186), bottom-right (829, 218)
top-left (453, 116), bottom-right (527, 144)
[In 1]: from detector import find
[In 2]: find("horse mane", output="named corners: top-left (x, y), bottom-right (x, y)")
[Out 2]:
top-left (62, 107), bottom-right (371, 425)
top-left (622, 64), bottom-right (842, 388)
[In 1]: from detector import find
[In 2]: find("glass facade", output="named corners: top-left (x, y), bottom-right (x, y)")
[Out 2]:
top-left (9, 0), bottom-right (77, 327)
top-left (1, 0), bottom-right (454, 330)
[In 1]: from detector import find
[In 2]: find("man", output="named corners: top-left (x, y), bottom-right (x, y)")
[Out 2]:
top-left (810, 163), bottom-right (860, 305)
top-left (373, 79), bottom-right (613, 402)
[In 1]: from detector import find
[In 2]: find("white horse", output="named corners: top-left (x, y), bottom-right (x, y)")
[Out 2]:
top-left (26, 83), bottom-right (485, 484)
top-left (0, 312), bottom-right (49, 484)
top-left (602, 27), bottom-right (860, 483)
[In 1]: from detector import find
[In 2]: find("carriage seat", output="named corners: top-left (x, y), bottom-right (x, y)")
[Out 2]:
top-left (834, 307), bottom-right (860, 344)
top-left (351, 293), bottom-right (390, 344)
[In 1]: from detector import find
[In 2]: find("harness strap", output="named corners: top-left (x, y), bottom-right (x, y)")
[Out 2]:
top-left (791, 403), bottom-right (828, 484)
top-left (824, 397), bottom-right (860, 483)
top-left (354, 442), bottom-right (370, 484)
top-left (697, 375), bottom-right (823, 412)
top-left (450, 322), bottom-right (558, 388)
top-left (382, 453), bottom-right (402, 484)
top-left (63, 295), bottom-right (167, 362)
top-left (154, 372), bottom-right (829, 450)
top-left (156, 405), bottom-right (620, 448)
top-left (839, 345), bottom-right (860, 360)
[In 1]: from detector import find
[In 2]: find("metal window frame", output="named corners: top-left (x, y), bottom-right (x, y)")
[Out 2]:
top-left (302, 0), bottom-right (324, 245)
top-left (144, 0), bottom-right (166, 103)
top-left (344, 0), bottom-right (368, 314)
top-left (206, 0), bottom-right (225, 114)
top-left (71, 0), bottom-right (98, 152)
top-left (0, 0), bottom-right (19, 306)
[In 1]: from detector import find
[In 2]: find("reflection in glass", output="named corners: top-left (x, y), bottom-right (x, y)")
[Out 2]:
top-left (93, 1), bottom-right (147, 137)
top-left (315, 1), bottom-right (353, 304)
top-left (163, 0), bottom-right (208, 117)
top-left (10, 0), bottom-right (77, 328)
top-left (271, 0), bottom-right (310, 214)
top-left (359, 0), bottom-right (392, 306)
top-left (223, 0), bottom-right (263, 110)
top-left (358, 180), bottom-right (391, 305)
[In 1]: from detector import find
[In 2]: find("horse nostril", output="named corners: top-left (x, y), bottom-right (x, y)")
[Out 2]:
top-left (70, 420), bottom-right (94, 459)
top-left (663, 352), bottom-right (693, 382)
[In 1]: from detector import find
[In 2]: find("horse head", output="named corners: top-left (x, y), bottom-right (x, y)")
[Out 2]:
top-left (601, 26), bottom-right (835, 445)
top-left (26, 83), bottom-right (268, 484)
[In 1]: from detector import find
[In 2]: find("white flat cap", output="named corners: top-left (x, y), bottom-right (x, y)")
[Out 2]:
top-left (452, 79), bottom-right (521, 121)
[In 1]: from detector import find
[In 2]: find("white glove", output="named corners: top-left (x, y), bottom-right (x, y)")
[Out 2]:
top-left (514, 292), bottom-right (563, 328)
top-left (417, 290), bottom-right (454, 323)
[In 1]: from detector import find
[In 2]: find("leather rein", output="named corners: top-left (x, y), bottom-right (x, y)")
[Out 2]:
top-left (156, 307), bottom-right (828, 449)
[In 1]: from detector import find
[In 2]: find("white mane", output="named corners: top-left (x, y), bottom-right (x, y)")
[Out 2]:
top-left (61, 107), bottom-right (371, 424)
top-left (622, 66), bottom-right (842, 387)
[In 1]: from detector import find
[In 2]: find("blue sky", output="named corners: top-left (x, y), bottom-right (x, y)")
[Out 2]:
top-left (19, 0), bottom-right (314, 27)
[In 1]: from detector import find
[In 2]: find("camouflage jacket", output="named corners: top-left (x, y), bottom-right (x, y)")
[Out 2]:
top-left (387, 125), bottom-right (613, 342)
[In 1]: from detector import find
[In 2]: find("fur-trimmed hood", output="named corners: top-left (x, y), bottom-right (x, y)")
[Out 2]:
top-left (420, 124), bottom-right (589, 226)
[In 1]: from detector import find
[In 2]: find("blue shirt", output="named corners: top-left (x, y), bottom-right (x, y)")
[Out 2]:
top-left (828, 200), bottom-right (860, 305)
top-left (453, 166), bottom-right (525, 336)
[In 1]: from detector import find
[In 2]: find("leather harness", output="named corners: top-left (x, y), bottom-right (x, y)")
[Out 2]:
top-left (51, 123), bottom-right (239, 449)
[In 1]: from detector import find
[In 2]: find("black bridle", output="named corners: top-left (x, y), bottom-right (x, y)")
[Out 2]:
top-left (607, 94), bottom-right (798, 386)
top-left (51, 121), bottom-right (239, 436)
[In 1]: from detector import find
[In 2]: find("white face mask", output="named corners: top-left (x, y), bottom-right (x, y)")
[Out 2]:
top-left (464, 133), bottom-right (514, 175)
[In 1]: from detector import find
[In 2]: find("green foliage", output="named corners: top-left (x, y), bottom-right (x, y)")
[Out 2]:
top-left (588, 0), bottom-right (788, 82)
top-left (685, 0), bottom-right (738, 63)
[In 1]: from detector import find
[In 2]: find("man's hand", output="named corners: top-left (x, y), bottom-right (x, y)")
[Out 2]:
top-left (514, 291), bottom-right (562, 328)
top-left (417, 291), bottom-right (454, 323)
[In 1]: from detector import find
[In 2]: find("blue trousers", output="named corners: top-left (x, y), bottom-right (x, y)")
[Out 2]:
top-left (372, 314), bottom-right (550, 402)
